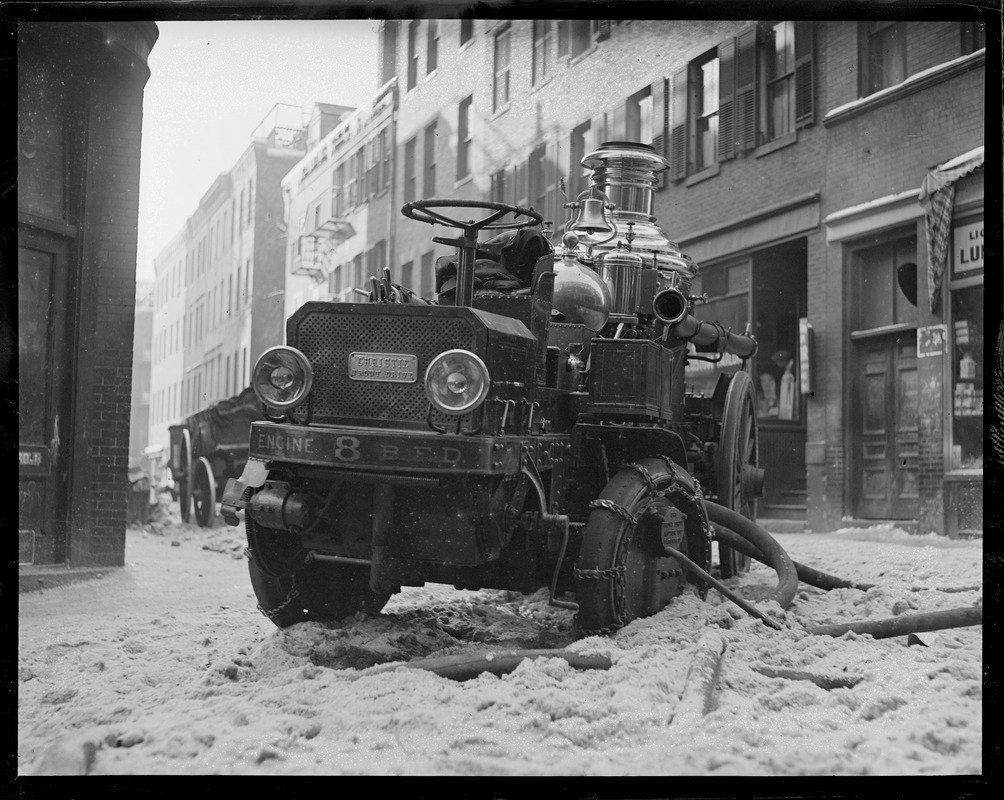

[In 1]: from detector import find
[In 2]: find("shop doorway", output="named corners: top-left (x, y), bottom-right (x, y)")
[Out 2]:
top-left (683, 238), bottom-right (808, 518)
top-left (848, 232), bottom-right (919, 520)
top-left (854, 334), bottom-right (919, 518)
top-left (18, 231), bottom-right (74, 565)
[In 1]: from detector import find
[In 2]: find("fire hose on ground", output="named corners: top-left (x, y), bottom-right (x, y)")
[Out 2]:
top-left (361, 500), bottom-right (980, 682)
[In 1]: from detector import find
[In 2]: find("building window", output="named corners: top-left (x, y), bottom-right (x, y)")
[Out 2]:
top-left (961, 21), bottom-right (985, 55)
top-left (859, 21), bottom-right (906, 97)
top-left (333, 163), bottom-right (344, 217)
top-left (570, 118), bottom-right (590, 201)
top-left (493, 25), bottom-right (511, 112)
top-left (950, 284), bottom-right (984, 468)
top-left (400, 260), bottom-right (414, 293)
top-left (404, 137), bottom-right (416, 203)
top-left (570, 21), bottom-right (592, 58)
top-left (694, 51), bottom-right (719, 171)
top-left (532, 20), bottom-right (552, 86)
top-left (855, 235), bottom-right (918, 331)
top-left (421, 250), bottom-right (435, 297)
top-left (381, 127), bottom-right (392, 188)
top-left (460, 18), bottom-right (473, 46)
top-left (423, 120), bottom-right (437, 198)
top-left (345, 155), bottom-right (357, 208)
top-left (367, 139), bottom-right (379, 197)
top-left (489, 168), bottom-right (507, 203)
top-left (626, 85), bottom-right (653, 145)
top-left (356, 148), bottom-right (367, 204)
top-left (457, 95), bottom-right (472, 179)
top-left (407, 20), bottom-right (420, 90)
top-left (380, 21), bottom-right (398, 85)
top-left (426, 19), bottom-right (439, 74)
top-left (761, 20), bottom-right (795, 141)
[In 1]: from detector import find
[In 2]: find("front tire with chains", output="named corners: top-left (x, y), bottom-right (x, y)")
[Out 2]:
top-left (245, 514), bottom-right (391, 628)
top-left (574, 457), bottom-right (701, 633)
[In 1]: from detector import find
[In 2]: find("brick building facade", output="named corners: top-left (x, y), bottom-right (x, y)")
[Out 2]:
top-left (283, 17), bottom-right (988, 535)
top-left (18, 22), bottom-right (159, 569)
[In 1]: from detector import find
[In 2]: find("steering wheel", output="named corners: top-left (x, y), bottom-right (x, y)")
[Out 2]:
top-left (401, 200), bottom-right (545, 306)
top-left (401, 199), bottom-right (542, 232)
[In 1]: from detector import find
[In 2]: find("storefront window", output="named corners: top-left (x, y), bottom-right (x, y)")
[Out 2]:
top-left (949, 284), bottom-right (983, 469)
top-left (683, 242), bottom-right (805, 423)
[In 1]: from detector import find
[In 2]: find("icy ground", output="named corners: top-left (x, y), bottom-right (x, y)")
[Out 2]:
top-left (18, 496), bottom-right (982, 775)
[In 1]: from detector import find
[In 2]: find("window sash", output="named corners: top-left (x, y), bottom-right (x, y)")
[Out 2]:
top-left (458, 97), bottom-right (472, 178)
top-left (407, 20), bottom-right (419, 89)
top-left (494, 28), bottom-right (511, 111)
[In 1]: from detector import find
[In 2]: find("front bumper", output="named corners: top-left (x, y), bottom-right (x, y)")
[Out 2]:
top-left (221, 421), bottom-right (571, 526)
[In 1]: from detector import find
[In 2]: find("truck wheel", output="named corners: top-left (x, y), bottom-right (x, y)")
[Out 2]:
top-left (245, 517), bottom-right (390, 628)
top-left (192, 457), bottom-right (216, 528)
top-left (715, 370), bottom-right (759, 578)
top-left (575, 457), bottom-right (691, 633)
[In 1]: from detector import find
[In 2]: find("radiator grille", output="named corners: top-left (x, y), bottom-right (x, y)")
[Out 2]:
top-left (290, 309), bottom-right (477, 427)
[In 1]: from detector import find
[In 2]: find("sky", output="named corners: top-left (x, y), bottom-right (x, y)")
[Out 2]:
top-left (136, 20), bottom-right (380, 283)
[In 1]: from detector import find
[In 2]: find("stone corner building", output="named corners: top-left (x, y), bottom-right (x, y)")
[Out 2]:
top-left (18, 22), bottom-right (158, 569)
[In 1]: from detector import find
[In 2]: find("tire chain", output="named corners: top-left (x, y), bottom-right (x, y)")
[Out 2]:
top-left (256, 574), bottom-right (303, 623)
top-left (587, 498), bottom-right (639, 526)
top-left (577, 458), bottom-right (698, 637)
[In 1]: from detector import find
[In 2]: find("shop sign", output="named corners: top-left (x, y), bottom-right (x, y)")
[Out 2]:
top-left (917, 324), bottom-right (947, 358)
top-left (953, 220), bottom-right (983, 274)
top-left (18, 444), bottom-right (50, 476)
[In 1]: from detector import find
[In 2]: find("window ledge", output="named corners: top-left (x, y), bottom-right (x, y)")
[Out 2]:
top-left (489, 104), bottom-right (510, 121)
top-left (530, 75), bottom-right (554, 95)
top-left (424, 69), bottom-right (438, 83)
top-left (453, 174), bottom-right (474, 190)
top-left (568, 44), bottom-right (598, 67)
top-left (684, 163), bottom-right (720, 187)
top-left (824, 48), bottom-right (985, 127)
top-left (754, 130), bottom-right (798, 159)
top-left (944, 469), bottom-right (983, 480)
top-left (849, 321), bottom-right (918, 341)
top-left (458, 39), bottom-right (475, 54)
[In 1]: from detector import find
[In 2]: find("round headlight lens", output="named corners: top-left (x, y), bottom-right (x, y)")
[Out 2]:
top-left (252, 346), bottom-right (313, 410)
top-left (424, 350), bottom-right (490, 415)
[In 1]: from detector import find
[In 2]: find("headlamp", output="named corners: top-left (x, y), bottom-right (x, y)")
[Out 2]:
top-left (424, 349), bottom-right (490, 415)
top-left (252, 346), bottom-right (313, 410)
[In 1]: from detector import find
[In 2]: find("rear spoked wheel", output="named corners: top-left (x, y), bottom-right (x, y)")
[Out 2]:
top-left (574, 457), bottom-right (694, 633)
top-left (245, 516), bottom-right (390, 628)
top-left (192, 456), bottom-right (216, 528)
top-left (177, 428), bottom-right (193, 524)
top-left (715, 370), bottom-right (761, 578)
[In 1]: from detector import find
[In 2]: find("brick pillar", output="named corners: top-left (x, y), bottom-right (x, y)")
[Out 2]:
top-left (804, 229), bottom-right (831, 532)
top-left (914, 218), bottom-right (946, 534)
top-left (68, 36), bottom-right (151, 567)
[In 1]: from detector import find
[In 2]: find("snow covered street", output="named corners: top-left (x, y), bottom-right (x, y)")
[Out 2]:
top-left (18, 500), bottom-right (982, 776)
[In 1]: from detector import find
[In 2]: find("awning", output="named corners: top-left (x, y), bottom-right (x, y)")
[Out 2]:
top-left (918, 146), bottom-right (984, 312)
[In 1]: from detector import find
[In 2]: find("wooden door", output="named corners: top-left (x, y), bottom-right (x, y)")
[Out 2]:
top-left (18, 233), bottom-right (73, 565)
top-left (855, 334), bottom-right (919, 519)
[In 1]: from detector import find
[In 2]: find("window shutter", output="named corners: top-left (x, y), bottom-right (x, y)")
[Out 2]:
top-left (591, 113), bottom-right (607, 149)
top-left (669, 67), bottom-right (688, 181)
top-left (595, 20), bottom-right (612, 42)
top-left (717, 37), bottom-right (736, 161)
top-left (544, 151), bottom-right (558, 229)
top-left (735, 25), bottom-right (757, 152)
top-left (609, 102), bottom-right (627, 141)
top-left (650, 78), bottom-right (668, 158)
top-left (557, 21), bottom-right (569, 56)
top-left (515, 160), bottom-right (528, 206)
top-left (794, 21), bottom-right (815, 127)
